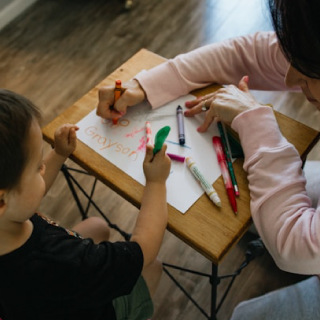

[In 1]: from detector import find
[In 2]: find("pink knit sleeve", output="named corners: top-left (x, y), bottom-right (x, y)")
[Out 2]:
top-left (135, 31), bottom-right (292, 109)
top-left (232, 107), bottom-right (320, 275)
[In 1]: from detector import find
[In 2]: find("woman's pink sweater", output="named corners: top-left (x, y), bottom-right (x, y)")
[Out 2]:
top-left (136, 31), bottom-right (320, 275)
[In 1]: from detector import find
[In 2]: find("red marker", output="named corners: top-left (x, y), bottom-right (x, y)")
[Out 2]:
top-left (212, 136), bottom-right (237, 215)
top-left (145, 121), bottom-right (153, 146)
top-left (112, 80), bottom-right (122, 124)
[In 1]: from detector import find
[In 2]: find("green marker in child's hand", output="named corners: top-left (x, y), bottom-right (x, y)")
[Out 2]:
top-left (153, 126), bottom-right (171, 154)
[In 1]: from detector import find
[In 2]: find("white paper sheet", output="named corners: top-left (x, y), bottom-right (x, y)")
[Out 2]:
top-left (76, 95), bottom-right (221, 213)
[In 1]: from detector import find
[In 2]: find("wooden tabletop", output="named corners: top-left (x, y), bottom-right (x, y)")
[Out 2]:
top-left (42, 49), bottom-right (320, 264)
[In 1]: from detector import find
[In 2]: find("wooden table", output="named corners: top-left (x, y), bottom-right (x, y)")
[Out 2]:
top-left (42, 49), bottom-right (320, 318)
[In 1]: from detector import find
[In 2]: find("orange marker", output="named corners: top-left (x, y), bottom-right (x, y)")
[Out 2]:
top-left (112, 80), bottom-right (122, 124)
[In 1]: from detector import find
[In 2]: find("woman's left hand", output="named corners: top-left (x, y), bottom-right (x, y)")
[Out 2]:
top-left (184, 76), bottom-right (262, 132)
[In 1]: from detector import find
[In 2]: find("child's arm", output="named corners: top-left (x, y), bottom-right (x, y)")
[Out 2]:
top-left (130, 145), bottom-right (171, 269)
top-left (43, 124), bottom-right (78, 194)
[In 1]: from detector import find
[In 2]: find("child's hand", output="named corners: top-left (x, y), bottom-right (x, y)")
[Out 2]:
top-left (143, 145), bottom-right (171, 184)
top-left (54, 124), bottom-right (79, 157)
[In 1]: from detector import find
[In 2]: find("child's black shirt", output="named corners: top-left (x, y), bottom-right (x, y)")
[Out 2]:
top-left (0, 213), bottom-right (143, 320)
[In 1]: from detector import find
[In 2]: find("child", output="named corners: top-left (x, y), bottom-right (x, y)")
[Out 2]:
top-left (0, 89), bottom-right (171, 320)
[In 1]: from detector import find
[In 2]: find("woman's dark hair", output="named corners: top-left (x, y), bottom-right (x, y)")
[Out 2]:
top-left (269, 0), bottom-right (320, 79)
top-left (0, 89), bottom-right (42, 190)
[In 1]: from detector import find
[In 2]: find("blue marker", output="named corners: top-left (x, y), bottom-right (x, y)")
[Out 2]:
top-left (176, 105), bottom-right (185, 145)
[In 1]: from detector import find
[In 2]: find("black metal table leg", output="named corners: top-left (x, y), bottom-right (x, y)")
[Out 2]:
top-left (61, 164), bottom-right (87, 220)
top-left (210, 264), bottom-right (218, 320)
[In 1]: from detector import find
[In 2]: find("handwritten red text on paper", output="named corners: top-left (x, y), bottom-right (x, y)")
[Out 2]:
top-left (84, 126), bottom-right (139, 161)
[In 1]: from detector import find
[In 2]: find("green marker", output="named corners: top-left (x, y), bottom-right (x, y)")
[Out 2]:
top-left (153, 126), bottom-right (171, 154)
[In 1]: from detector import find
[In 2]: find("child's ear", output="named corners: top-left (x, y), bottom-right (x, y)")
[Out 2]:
top-left (0, 190), bottom-right (7, 217)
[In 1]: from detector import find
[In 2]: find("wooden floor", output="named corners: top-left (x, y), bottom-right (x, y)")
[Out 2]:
top-left (1, 0), bottom-right (319, 319)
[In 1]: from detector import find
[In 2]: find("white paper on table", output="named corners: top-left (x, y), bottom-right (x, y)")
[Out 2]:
top-left (76, 94), bottom-right (221, 213)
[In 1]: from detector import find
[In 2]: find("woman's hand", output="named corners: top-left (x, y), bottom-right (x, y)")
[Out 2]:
top-left (184, 76), bottom-right (262, 132)
top-left (96, 79), bottom-right (146, 119)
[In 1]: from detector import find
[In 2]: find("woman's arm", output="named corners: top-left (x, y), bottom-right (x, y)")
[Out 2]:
top-left (136, 31), bottom-right (291, 109)
top-left (233, 107), bottom-right (320, 275)
top-left (97, 31), bottom-right (293, 119)
top-left (199, 77), bottom-right (320, 275)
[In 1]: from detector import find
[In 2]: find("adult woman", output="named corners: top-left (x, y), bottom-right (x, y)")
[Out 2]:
top-left (97, 0), bottom-right (320, 318)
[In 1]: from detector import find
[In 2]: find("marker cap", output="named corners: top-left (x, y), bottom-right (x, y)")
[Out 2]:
top-left (210, 194), bottom-right (221, 207)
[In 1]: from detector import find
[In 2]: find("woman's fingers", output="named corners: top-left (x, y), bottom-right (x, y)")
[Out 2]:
top-left (197, 111), bottom-right (216, 132)
top-left (184, 99), bottom-right (209, 117)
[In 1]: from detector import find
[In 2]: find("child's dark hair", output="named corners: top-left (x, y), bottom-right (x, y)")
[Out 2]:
top-left (0, 89), bottom-right (42, 190)
top-left (269, 0), bottom-right (320, 79)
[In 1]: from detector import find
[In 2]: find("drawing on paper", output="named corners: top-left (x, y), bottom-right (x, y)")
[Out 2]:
top-left (76, 95), bottom-right (221, 213)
